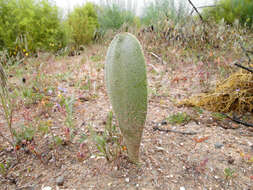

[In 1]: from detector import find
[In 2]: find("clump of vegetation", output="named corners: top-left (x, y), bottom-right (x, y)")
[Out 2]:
top-left (167, 112), bottom-right (191, 125)
top-left (0, 64), bottom-right (17, 159)
top-left (141, 0), bottom-right (190, 28)
top-left (90, 111), bottom-right (123, 162)
top-left (203, 0), bottom-right (253, 27)
top-left (66, 2), bottom-right (99, 47)
top-left (0, 0), bottom-right (66, 55)
top-left (180, 69), bottom-right (253, 113)
top-left (97, 3), bottom-right (136, 36)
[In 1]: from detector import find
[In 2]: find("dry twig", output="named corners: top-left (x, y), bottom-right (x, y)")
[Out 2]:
top-left (221, 113), bottom-right (253, 128)
top-left (234, 63), bottom-right (253, 73)
top-left (150, 52), bottom-right (167, 65)
top-left (153, 126), bottom-right (197, 135)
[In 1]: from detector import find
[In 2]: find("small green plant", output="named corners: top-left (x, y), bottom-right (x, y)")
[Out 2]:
top-left (167, 112), bottom-right (191, 125)
top-left (0, 63), bottom-right (18, 159)
top-left (90, 111), bottom-right (123, 162)
top-left (13, 125), bottom-right (35, 145)
top-left (0, 162), bottom-right (10, 177)
top-left (224, 168), bottom-right (236, 179)
top-left (90, 54), bottom-right (103, 62)
top-left (21, 87), bottom-right (44, 107)
top-left (211, 112), bottom-right (227, 121)
top-left (193, 107), bottom-right (204, 114)
top-left (66, 2), bottom-right (98, 47)
top-left (63, 96), bottom-right (75, 129)
top-left (57, 94), bottom-right (76, 142)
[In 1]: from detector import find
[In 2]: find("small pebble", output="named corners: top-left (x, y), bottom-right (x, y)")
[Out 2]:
top-left (125, 178), bottom-right (130, 183)
top-left (161, 120), bottom-right (167, 125)
top-left (56, 176), bottom-right (64, 186)
top-left (227, 156), bottom-right (235, 164)
top-left (42, 187), bottom-right (52, 190)
top-left (180, 187), bottom-right (186, 190)
top-left (214, 143), bottom-right (224, 149)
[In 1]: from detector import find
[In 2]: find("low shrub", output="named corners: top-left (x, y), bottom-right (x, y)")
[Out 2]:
top-left (141, 0), bottom-right (189, 29)
top-left (203, 0), bottom-right (253, 27)
top-left (0, 0), bottom-right (66, 56)
top-left (97, 4), bottom-right (135, 36)
top-left (66, 2), bottom-right (98, 47)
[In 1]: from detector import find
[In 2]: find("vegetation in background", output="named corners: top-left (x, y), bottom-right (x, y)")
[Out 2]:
top-left (141, 0), bottom-right (190, 28)
top-left (203, 0), bottom-right (253, 27)
top-left (97, 3), bottom-right (136, 36)
top-left (0, 0), bottom-right (66, 56)
top-left (66, 2), bottom-right (98, 47)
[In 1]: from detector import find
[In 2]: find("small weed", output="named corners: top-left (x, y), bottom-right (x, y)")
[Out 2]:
top-left (55, 136), bottom-right (63, 146)
top-left (167, 112), bottom-right (191, 125)
top-left (89, 111), bottom-right (123, 162)
top-left (224, 168), bottom-right (235, 179)
top-left (62, 95), bottom-right (75, 129)
top-left (0, 63), bottom-right (18, 159)
top-left (211, 112), bottom-right (227, 121)
top-left (0, 162), bottom-right (10, 177)
top-left (193, 107), bottom-right (203, 114)
top-left (80, 76), bottom-right (92, 91)
top-left (90, 54), bottom-right (103, 62)
top-left (13, 125), bottom-right (35, 146)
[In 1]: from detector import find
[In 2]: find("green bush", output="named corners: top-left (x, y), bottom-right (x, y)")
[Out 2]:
top-left (203, 0), bottom-right (253, 27)
top-left (66, 3), bottom-right (98, 47)
top-left (141, 0), bottom-right (189, 28)
top-left (97, 4), bottom-right (135, 35)
top-left (0, 0), bottom-right (66, 55)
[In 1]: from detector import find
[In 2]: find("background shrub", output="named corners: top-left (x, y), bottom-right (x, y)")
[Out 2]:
top-left (141, 0), bottom-right (190, 28)
top-left (66, 3), bottom-right (98, 47)
top-left (0, 0), bottom-right (66, 55)
top-left (203, 0), bottom-right (253, 27)
top-left (97, 3), bottom-right (135, 36)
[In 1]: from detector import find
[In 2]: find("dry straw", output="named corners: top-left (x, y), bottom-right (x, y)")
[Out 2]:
top-left (180, 69), bottom-right (253, 113)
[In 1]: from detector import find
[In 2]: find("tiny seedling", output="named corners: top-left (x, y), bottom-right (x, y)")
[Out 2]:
top-left (0, 162), bottom-right (10, 177)
top-left (193, 107), bottom-right (203, 114)
top-left (13, 125), bottom-right (35, 145)
top-left (212, 112), bottom-right (227, 121)
top-left (167, 112), bottom-right (191, 125)
top-left (224, 168), bottom-right (235, 179)
top-left (90, 54), bottom-right (103, 62)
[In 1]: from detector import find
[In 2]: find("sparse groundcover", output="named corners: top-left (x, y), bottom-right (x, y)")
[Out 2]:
top-left (0, 1), bottom-right (253, 189)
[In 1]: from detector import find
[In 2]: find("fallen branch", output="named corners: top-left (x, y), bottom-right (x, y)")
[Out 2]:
top-left (190, 5), bottom-right (217, 15)
top-left (153, 126), bottom-right (197, 135)
top-left (187, 0), bottom-right (204, 22)
top-left (221, 113), bottom-right (253, 128)
top-left (234, 63), bottom-right (253, 73)
top-left (239, 42), bottom-right (252, 64)
top-left (187, 0), bottom-right (210, 44)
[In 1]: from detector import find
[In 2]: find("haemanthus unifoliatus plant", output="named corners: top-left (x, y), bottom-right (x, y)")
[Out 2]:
top-left (105, 32), bottom-right (147, 163)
